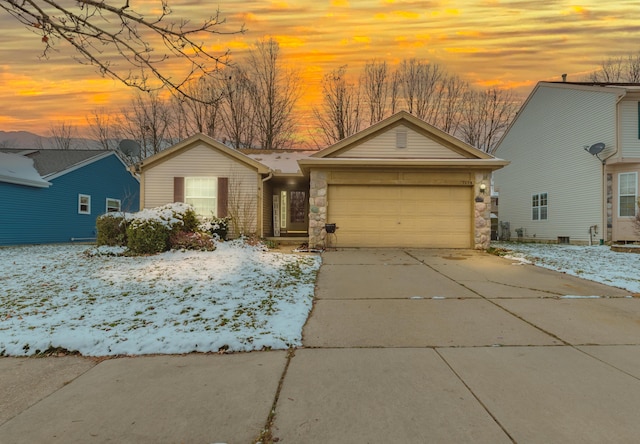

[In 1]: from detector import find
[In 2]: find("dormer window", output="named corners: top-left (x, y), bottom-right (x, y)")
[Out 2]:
top-left (396, 128), bottom-right (407, 149)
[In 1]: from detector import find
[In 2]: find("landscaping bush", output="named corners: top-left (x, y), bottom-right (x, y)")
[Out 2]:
top-left (200, 216), bottom-right (231, 240)
top-left (105, 203), bottom-right (218, 255)
top-left (169, 231), bottom-right (216, 251)
top-left (126, 219), bottom-right (170, 255)
top-left (96, 214), bottom-right (128, 246)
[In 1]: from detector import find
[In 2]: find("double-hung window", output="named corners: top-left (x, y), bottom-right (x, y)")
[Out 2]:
top-left (106, 198), bottom-right (121, 213)
top-left (532, 193), bottom-right (548, 220)
top-left (78, 194), bottom-right (91, 214)
top-left (185, 177), bottom-right (218, 217)
top-left (619, 172), bottom-right (638, 217)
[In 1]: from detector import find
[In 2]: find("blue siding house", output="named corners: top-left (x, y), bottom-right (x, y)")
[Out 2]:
top-left (0, 149), bottom-right (139, 246)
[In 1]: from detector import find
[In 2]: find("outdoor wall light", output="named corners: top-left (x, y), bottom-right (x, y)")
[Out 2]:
top-left (479, 183), bottom-right (487, 194)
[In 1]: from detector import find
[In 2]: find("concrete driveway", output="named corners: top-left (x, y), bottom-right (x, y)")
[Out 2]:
top-left (2, 249), bottom-right (640, 443)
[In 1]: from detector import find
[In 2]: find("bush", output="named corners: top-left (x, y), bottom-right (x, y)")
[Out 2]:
top-left (200, 216), bottom-right (231, 240)
top-left (96, 214), bottom-right (128, 246)
top-left (126, 219), bottom-right (170, 255)
top-left (169, 231), bottom-right (216, 251)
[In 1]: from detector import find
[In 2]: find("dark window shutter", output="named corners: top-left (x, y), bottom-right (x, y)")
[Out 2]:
top-left (218, 177), bottom-right (229, 217)
top-left (174, 177), bottom-right (184, 202)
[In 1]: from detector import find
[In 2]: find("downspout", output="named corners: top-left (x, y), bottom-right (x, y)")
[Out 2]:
top-left (599, 93), bottom-right (626, 244)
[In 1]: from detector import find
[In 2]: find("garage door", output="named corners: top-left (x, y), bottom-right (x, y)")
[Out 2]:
top-left (327, 185), bottom-right (472, 248)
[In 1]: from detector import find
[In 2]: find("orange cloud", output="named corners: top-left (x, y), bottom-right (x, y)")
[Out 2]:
top-left (563, 5), bottom-right (591, 18)
top-left (392, 10), bottom-right (421, 19)
top-left (273, 35), bottom-right (306, 48)
top-left (444, 47), bottom-right (480, 54)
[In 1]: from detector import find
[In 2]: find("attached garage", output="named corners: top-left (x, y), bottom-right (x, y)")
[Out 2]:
top-left (298, 111), bottom-right (509, 250)
top-left (327, 184), bottom-right (472, 248)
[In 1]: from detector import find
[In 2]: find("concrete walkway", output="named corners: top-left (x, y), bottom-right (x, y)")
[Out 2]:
top-left (2, 249), bottom-right (640, 443)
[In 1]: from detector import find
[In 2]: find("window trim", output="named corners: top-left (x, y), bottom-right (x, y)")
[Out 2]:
top-left (78, 194), bottom-right (91, 215)
top-left (106, 198), bottom-right (121, 213)
top-left (618, 172), bottom-right (638, 218)
top-left (532, 192), bottom-right (548, 221)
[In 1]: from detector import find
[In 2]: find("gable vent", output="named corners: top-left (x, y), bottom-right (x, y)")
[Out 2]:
top-left (396, 129), bottom-right (407, 149)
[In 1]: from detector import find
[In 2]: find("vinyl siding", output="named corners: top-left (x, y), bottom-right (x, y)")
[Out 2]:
top-left (335, 124), bottom-right (466, 159)
top-left (0, 154), bottom-right (139, 246)
top-left (494, 85), bottom-right (617, 242)
top-left (619, 99), bottom-right (640, 158)
top-left (143, 143), bottom-right (260, 235)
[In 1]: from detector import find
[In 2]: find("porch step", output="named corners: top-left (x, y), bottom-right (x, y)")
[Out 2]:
top-left (265, 236), bottom-right (309, 246)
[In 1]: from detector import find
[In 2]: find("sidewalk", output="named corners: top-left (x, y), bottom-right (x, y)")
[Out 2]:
top-left (2, 249), bottom-right (640, 443)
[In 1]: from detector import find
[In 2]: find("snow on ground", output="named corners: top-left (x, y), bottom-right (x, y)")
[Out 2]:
top-left (493, 242), bottom-right (640, 293)
top-left (0, 241), bottom-right (321, 357)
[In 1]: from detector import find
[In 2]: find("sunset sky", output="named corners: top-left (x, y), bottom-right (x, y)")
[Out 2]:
top-left (1, 0), bottom-right (639, 137)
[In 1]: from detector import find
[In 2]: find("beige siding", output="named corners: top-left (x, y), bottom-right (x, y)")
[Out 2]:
top-left (327, 184), bottom-right (472, 248)
top-left (335, 124), bottom-right (466, 159)
top-left (143, 143), bottom-right (260, 235)
top-left (619, 99), bottom-right (640, 158)
top-left (494, 85), bottom-right (617, 243)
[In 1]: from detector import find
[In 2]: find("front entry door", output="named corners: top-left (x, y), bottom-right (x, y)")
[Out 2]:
top-left (279, 190), bottom-right (307, 233)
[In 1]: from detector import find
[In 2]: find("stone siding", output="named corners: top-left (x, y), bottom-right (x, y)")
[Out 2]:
top-left (308, 170), bottom-right (328, 248)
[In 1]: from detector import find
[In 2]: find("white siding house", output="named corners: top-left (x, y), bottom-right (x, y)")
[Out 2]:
top-left (494, 82), bottom-right (640, 244)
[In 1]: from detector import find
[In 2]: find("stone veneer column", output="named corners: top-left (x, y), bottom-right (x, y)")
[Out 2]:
top-left (474, 172), bottom-right (492, 250)
top-left (308, 170), bottom-right (328, 248)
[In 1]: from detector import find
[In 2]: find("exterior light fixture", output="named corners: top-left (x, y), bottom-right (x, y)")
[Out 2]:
top-left (479, 183), bottom-right (487, 194)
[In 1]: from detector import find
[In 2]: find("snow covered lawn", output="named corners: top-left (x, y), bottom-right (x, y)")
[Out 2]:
top-left (493, 242), bottom-right (640, 293)
top-left (0, 241), bottom-right (321, 357)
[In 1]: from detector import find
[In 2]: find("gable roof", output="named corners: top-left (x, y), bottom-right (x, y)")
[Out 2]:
top-left (494, 81), bottom-right (635, 153)
top-left (299, 111), bottom-right (508, 172)
top-left (137, 133), bottom-right (271, 174)
top-left (0, 149), bottom-right (133, 181)
top-left (0, 152), bottom-right (51, 188)
top-left (311, 111), bottom-right (494, 160)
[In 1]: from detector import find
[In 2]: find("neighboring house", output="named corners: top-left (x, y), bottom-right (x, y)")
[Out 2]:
top-left (138, 111), bottom-right (508, 249)
top-left (0, 149), bottom-right (139, 246)
top-left (494, 82), bottom-right (640, 245)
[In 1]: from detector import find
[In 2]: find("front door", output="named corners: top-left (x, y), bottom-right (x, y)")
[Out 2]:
top-left (278, 190), bottom-right (308, 234)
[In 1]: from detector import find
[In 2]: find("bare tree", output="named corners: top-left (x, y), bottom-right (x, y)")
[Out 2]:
top-left (361, 59), bottom-right (389, 125)
top-left (435, 75), bottom-right (468, 134)
top-left (246, 38), bottom-right (301, 150)
top-left (117, 91), bottom-right (176, 158)
top-left (86, 108), bottom-right (116, 150)
top-left (458, 87), bottom-right (520, 154)
top-left (312, 65), bottom-right (362, 146)
top-left (48, 120), bottom-right (76, 150)
top-left (389, 70), bottom-right (401, 115)
top-left (0, 0), bottom-right (243, 99)
top-left (220, 67), bottom-right (256, 149)
top-left (589, 53), bottom-right (640, 83)
top-left (174, 75), bottom-right (224, 138)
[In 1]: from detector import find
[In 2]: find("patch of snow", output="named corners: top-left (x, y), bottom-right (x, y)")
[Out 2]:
top-left (495, 242), bottom-right (640, 293)
top-left (0, 241), bottom-right (321, 357)
top-left (560, 295), bottom-right (601, 299)
top-left (0, 152), bottom-right (51, 188)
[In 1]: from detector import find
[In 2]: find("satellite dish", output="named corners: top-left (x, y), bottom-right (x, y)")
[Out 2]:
top-left (586, 142), bottom-right (605, 155)
top-left (118, 139), bottom-right (141, 157)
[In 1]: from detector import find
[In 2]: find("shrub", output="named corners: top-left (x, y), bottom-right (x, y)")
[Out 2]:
top-left (96, 214), bottom-right (128, 246)
top-left (126, 219), bottom-right (170, 255)
top-left (200, 216), bottom-right (231, 240)
top-left (169, 231), bottom-right (216, 251)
